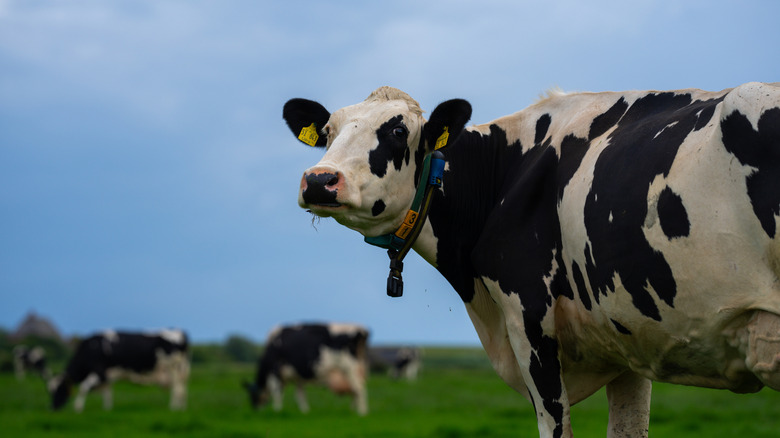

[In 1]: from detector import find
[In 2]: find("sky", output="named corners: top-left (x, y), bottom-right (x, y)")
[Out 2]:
top-left (1, 0), bottom-right (779, 346)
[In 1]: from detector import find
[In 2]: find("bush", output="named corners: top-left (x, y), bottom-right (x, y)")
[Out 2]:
top-left (223, 334), bottom-right (260, 363)
top-left (189, 343), bottom-right (230, 364)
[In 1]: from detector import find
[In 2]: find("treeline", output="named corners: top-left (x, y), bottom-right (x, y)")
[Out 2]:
top-left (189, 334), bottom-right (264, 364)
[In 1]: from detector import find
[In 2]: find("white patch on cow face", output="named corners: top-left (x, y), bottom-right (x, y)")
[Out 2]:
top-left (299, 93), bottom-right (425, 237)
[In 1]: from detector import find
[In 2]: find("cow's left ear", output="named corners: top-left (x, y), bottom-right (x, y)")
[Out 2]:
top-left (283, 98), bottom-right (331, 147)
top-left (423, 99), bottom-right (472, 152)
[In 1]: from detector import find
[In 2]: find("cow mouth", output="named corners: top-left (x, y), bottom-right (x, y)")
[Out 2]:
top-left (305, 202), bottom-right (346, 215)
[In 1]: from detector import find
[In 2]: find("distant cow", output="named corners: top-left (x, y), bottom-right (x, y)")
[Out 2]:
top-left (369, 347), bottom-right (421, 380)
top-left (286, 83), bottom-right (780, 437)
top-left (243, 323), bottom-right (369, 415)
top-left (13, 345), bottom-right (51, 380)
top-left (48, 329), bottom-right (189, 412)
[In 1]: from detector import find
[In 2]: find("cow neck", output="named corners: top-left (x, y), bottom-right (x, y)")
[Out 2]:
top-left (363, 150), bottom-right (446, 298)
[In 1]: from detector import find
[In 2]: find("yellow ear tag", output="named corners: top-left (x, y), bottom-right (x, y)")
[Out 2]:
top-left (435, 126), bottom-right (449, 150)
top-left (298, 123), bottom-right (319, 146)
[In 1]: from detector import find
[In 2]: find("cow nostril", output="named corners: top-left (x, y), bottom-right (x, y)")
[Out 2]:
top-left (302, 172), bottom-right (342, 207)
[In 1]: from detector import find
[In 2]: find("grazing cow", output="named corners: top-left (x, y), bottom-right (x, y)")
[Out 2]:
top-left (13, 345), bottom-right (51, 380)
top-left (369, 347), bottom-right (421, 380)
top-left (243, 323), bottom-right (369, 415)
top-left (48, 329), bottom-right (189, 412)
top-left (284, 83), bottom-right (780, 437)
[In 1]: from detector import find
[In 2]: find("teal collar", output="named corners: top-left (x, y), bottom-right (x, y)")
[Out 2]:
top-left (364, 154), bottom-right (435, 251)
top-left (363, 151), bottom-right (445, 297)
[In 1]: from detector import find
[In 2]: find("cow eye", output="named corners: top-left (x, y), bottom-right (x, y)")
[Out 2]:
top-left (392, 126), bottom-right (407, 137)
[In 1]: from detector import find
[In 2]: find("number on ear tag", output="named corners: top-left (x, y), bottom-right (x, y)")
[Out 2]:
top-left (298, 123), bottom-right (319, 146)
top-left (435, 126), bottom-right (449, 150)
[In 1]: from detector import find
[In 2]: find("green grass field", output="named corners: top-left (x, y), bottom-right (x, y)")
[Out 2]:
top-left (2, 347), bottom-right (779, 437)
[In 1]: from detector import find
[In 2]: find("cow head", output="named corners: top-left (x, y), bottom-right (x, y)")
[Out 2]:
top-left (242, 380), bottom-right (268, 409)
top-left (48, 375), bottom-right (71, 411)
top-left (285, 86), bottom-right (471, 238)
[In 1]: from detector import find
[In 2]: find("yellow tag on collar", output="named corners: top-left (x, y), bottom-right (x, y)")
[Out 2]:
top-left (435, 126), bottom-right (449, 150)
top-left (394, 210), bottom-right (419, 240)
top-left (298, 123), bottom-right (319, 146)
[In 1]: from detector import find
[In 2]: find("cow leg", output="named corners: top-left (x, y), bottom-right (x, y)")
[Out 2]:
top-left (168, 353), bottom-right (189, 410)
top-left (170, 381), bottom-right (187, 410)
top-left (101, 386), bottom-right (113, 411)
top-left (606, 371), bottom-right (651, 438)
top-left (267, 375), bottom-right (284, 411)
top-left (513, 344), bottom-right (572, 438)
top-left (488, 284), bottom-right (572, 437)
top-left (74, 373), bottom-right (102, 413)
top-left (13, 358), bottom-right (24, 380)
top-left (501, 316), bottom-right (572, 437)
top-left (294, 384), bottom-right (310, 414)
top-left (345, 365), bottom-right (368, 416)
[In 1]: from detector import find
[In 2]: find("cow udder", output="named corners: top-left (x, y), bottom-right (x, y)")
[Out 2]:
top-left (326, 370), bottom-right (353, 394)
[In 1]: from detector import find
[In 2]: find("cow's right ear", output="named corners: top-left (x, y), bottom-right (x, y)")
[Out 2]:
top-left (283, 98), bottom-right (330, 147)
top-left (423, 99), bottom-right (472, 152)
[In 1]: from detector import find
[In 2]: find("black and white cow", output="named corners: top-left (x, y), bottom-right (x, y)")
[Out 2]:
top-left (243, 323), bottom-right (369, 415)
top-left (48, 329), bottom-right (189, 412)
top-left (284, 83), bottom-right (780, 437)
top-left (13, 345), bottom-right (51, 380)
top-left (369, 347), bottom-right (421, 380)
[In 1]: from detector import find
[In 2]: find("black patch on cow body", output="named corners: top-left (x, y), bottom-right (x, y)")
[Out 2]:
top-left (583, 93), bottom-right (724, 320)
top-left (371, 199), bottom-right (386, 216)
top-left (369, 115), bottom-right (411, 178)
top-left (571, 261), bottom-right (591, 311)
top-left (721, 107), bottom-right (780, 238)
top-left (589, 97), bottom-right (629, 140)
top-left (694, 103), bottom-right (718, 131)
top-left (550, 250), bottom-right (573, 301)
top-left (429, 125), bottom-right (527, 302)
top-left (611, 319), bottom-right (632, 335)
top-left (657, 186), bottom-right (690, 239)
top-left (557, 134), bottom-right (590, 201)
top-left (535, 114), bottom-right (552, 144)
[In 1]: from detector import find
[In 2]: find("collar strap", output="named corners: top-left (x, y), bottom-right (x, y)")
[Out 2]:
top-left (364, 150), bottom-right (446, 297)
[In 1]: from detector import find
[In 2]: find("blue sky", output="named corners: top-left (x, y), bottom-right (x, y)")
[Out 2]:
top-left (1, 0), bottom-right (778, 345)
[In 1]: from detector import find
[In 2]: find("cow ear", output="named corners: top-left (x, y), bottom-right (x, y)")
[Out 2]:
top-left (424, 99), bottom-right (472, 152)
top-left (283, 98), bottom-right (331, 147)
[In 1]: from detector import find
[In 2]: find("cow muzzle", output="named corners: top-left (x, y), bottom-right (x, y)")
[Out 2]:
top-left (300, 168), bottom-right (345, 208)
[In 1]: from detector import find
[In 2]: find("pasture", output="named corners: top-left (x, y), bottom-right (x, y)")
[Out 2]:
top-left (2, 346), bottom-right (779, 437)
